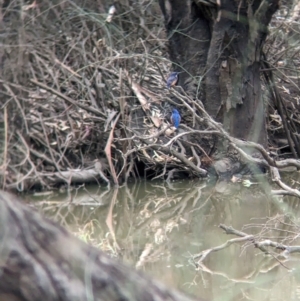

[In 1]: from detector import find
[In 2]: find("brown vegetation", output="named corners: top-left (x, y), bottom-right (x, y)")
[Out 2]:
top-left (0, 0), bottom-right (300, 193)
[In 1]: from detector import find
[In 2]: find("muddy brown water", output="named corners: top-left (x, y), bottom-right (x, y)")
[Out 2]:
top-left (25, 177), bottom-right (300, 301)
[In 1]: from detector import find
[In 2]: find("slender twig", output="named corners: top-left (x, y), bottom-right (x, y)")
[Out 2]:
top-left (105, 113), bottom-right (121, 185)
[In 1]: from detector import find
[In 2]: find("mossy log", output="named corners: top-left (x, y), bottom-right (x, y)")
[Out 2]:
top-left (0, 191), bottom-right (199, 301)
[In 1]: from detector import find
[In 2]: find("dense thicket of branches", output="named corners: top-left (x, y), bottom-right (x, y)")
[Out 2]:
top-left (0, 0), bottom-right (300, 192)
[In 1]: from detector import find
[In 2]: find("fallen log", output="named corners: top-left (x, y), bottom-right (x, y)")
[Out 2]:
top-left (0, 191), bottom-right (200, 301)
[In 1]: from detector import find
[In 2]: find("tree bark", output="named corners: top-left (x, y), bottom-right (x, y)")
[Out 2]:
top-left (0, 191), bottom-right (199, 301)
top-left (159, 0), bottom-right (211, 96)
top-left (159, 0), bottom-right (280, 146)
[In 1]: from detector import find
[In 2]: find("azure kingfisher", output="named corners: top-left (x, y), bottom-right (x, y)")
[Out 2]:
top-left (166, 72), bottom-right (179, 89)
top-left (171, 108), bottom-right (181, 129)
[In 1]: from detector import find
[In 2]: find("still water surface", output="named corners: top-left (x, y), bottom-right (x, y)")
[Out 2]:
top-left (26, 178), bottom-right (300, 301)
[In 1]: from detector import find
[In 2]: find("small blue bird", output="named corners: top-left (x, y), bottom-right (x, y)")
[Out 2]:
top-left (166, 72), bottom-right (179, 89)
top-left (171, 108), bottom-right (181, 129)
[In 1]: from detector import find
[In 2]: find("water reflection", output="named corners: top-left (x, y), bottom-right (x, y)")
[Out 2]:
top-left (26, 179), bottom-right (300, 301)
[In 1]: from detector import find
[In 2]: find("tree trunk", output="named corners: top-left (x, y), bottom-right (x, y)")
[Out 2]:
top-left (0, 191), bottom-right (199, 301)
top-left (159, 0), bottom-right (279, 146)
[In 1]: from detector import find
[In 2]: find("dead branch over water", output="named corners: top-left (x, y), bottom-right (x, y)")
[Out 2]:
top-left (193, 219), bottom-right (300, 282)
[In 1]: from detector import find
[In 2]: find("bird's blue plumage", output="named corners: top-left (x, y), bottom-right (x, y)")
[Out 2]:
top-left (171, 109), bottom-right (181, 129)
top-left (166, 72), bottom-right (179, 89)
